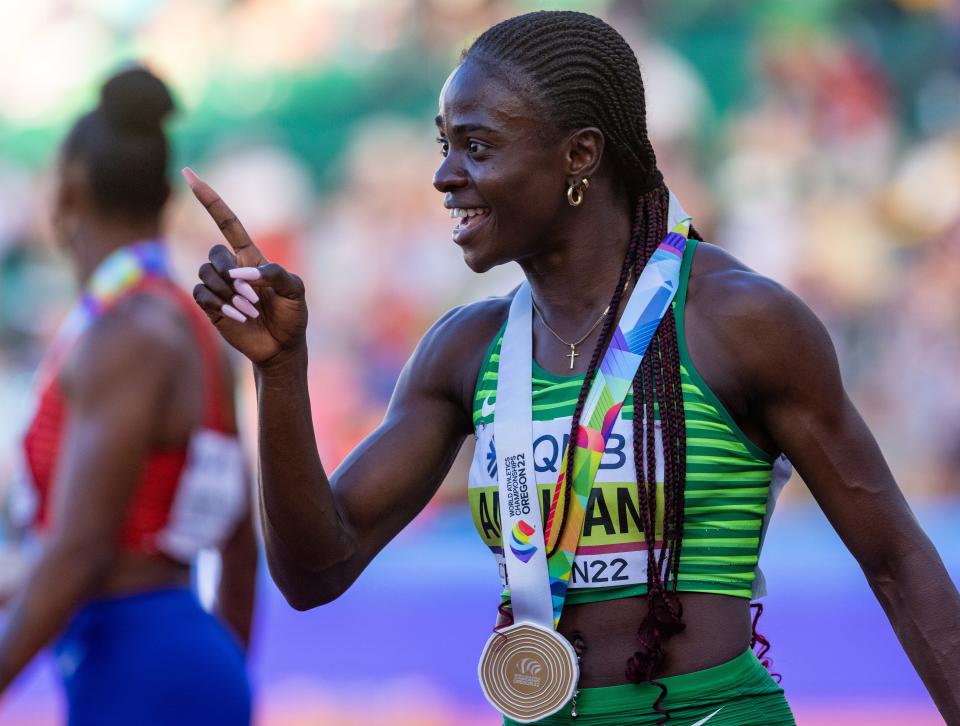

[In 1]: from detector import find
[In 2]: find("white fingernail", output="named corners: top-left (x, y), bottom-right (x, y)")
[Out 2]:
top-left (234, 279), bottom-right (259, 304)
top-left (221, 304), bottom-right (247, 323)
top-left (182, 167), bottom-right (200, 187)
top-left (232, 295), bottom-right (259, 319)
top-left (229, 267), bottom-right (261, 281)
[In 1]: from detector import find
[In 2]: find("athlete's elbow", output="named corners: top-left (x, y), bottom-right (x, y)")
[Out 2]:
top-left (267, 553), bottom-right (354, 610)
top-left (278, 574), bottom-right (350, 610)
top-left (282, 586), bottom-right (324, 612)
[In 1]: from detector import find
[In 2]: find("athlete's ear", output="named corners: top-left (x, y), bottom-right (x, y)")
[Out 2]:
top-left (55, 159), bottom-right (95, 218)
top-left (562, 127), bottom-right (604, 181)
top-left (52, 159), bottom-right (89, 245)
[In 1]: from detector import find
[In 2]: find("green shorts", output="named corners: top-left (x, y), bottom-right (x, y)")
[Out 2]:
top-left (503, 649), bottom-right (795, 726)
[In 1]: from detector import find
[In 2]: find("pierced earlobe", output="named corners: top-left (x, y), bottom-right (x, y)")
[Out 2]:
top-left (566, 178), bottom-right (590, 207)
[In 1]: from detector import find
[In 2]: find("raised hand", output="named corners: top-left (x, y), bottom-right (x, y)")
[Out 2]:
top-left (184, 167), bottom-right (307, 365)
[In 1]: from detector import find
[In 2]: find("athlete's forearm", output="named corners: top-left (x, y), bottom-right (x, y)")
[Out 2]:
top-left (0, 541), bottom-right (112, 693)
top-left (213, 583), bottom-right (254, 649)
top-left (866, 540), bottom-right (960, 723)
top-left (254, 346), bottom-right (357, 603)
top-left (214, 513), bottom-right (258, 649)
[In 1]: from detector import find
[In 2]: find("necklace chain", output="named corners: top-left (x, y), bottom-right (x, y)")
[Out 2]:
top-left (532, 301), bottom-right (610, 349)
top-left (532, 273), bottom-right (631, 370)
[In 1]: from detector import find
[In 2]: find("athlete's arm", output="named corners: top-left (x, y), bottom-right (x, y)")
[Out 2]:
top-left (214, 502), bottom-right (257, 649)
top-left (0, 302), bottom-right (180, 693)
top-left (187, 172), bottom-right (482, 610)
top-left (212, 352), bottom-right (258, 650)
top-left (730, 275), bottom-right (960, 723)
top-left (254, 308), bottom-right (473, 610)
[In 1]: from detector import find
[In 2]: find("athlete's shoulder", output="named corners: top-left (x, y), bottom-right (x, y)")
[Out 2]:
top-left (62, 290), bottom-right (192, 396)
top-left (406, 291), bottom-right (515, 412)
top-left (103, 289), bottom-right (194, 354)
top-left (429, 292), bottom-right (513, 346)
top-left (689, 242), bottom-right (817, 329)
top-left (688, 241), bottom-right (840, 393)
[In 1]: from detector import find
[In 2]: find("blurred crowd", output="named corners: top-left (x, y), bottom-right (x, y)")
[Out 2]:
top-left (1, 0), bottom-right (959, 511)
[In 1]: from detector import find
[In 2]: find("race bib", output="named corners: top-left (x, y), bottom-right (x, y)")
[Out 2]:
top-left (469, 417), bottom-right (666, 590)
top-left (154, 428), bottom-right (248, 561)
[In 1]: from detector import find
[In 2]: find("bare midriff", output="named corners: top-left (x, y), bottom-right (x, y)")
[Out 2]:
top-left (97, 552), bottom-right (191, 599)
top-left (490, 592), bottom-right (753, 687)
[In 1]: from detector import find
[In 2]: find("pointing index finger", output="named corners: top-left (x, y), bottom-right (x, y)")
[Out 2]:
top-left (182, 167), bottom-right (266, 266)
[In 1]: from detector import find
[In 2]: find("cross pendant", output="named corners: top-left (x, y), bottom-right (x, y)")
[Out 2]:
top-left (568, 345), bottom-right (579, 369)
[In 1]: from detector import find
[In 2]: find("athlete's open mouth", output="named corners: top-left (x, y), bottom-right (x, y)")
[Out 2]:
top-left (451, 207), bottom-right (490, 232)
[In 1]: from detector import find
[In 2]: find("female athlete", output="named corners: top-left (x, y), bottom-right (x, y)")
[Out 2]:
top-left (188, 12), bottom-right (959, 726)
top-left (0, 67), bottom-right (256, 725)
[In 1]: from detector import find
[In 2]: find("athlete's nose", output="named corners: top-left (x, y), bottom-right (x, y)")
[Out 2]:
top-left (433, 153), bottom-right (467, 193)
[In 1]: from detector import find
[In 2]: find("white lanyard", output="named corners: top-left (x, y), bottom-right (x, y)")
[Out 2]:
top-left (494, 283), bottom-right (555, 626)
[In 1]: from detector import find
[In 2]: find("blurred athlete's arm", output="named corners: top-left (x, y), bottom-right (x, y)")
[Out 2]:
top-left (214, 502), bottom-right (257, 649)
top-left (187, 173), bottom-right (483, 611)
top-left (727, 272), bottom-right (960, 723)
top-left (211, 350), bottom-right (258, 650)
top-left (0, 529), bottom-right (33, 608)
top-left (0, 302), bottom-right (179, 693)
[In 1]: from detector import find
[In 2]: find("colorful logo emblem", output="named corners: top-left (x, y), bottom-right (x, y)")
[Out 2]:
top-left (510, 519), bottom-right (537, 563)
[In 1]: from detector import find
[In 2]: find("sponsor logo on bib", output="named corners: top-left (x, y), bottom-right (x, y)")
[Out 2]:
top-left (486, 439), bottom-right (497, 479)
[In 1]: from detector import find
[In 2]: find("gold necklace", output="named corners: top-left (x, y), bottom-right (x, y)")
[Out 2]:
top-left (532, 274), bottom-right (632, 369)
top-left (532, 301), bottom-right (611, 370)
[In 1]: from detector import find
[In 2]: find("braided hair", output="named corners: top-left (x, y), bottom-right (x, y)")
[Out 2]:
top-left (466, 10), bottom-right (704, 707)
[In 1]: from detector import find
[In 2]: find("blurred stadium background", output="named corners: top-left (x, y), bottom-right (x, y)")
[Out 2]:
top-left (1, 0), bottom-right (958, 724)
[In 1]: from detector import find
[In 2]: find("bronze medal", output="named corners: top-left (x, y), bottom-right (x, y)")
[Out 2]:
top-left (478, 622), bottom-right (578, 723)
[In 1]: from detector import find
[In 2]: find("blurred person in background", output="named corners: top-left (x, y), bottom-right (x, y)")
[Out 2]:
top-left (188, 9), bottom-right (959, 726)
top-left (0, 67), bottom-right (256, 726)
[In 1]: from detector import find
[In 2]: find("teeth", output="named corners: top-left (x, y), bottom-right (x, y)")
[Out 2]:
top-left (449, 207), bottom-right (488, 219)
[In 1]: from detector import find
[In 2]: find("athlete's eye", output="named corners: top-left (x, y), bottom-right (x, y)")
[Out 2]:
top-left (468, 140), bottom-right (489, 155)
top-left (436, 138), bottom-right (449, 158)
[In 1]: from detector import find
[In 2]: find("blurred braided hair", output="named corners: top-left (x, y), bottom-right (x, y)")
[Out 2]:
top-left (466, 11), bottom-right (705, 716)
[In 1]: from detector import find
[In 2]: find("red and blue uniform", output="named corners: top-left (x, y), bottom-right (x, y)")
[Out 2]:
top-left (15, 241), bottom-right (251, 726)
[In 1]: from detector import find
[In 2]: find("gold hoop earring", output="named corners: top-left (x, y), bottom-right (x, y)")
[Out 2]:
top-left (566, 178), bottom-right (589, 207)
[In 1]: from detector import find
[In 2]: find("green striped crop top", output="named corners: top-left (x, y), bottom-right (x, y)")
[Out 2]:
top-left (467, 238), bottom-right (790, 606)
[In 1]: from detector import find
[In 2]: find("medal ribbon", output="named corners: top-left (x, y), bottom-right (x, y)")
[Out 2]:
top-left (37, 241), bottom-right (172, 388)
top-left (495, 194), bottom-right (691, 628)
